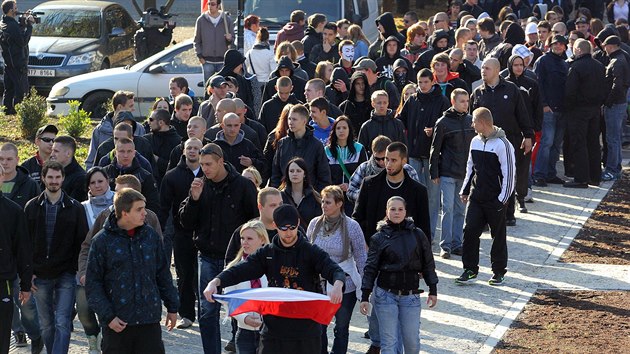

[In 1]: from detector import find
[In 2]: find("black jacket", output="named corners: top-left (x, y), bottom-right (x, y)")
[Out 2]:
top-left (281, 187), bottom-right (322, 230)
top-left (62, 158), bottom-right (87, 202)
top-left (24, 192), bottom-right (88, 279)
top-left (102, 157), bottom-right (160, 213)
top-left (167, 137), bottom-right (212, 171)
top-left (270, 127), bottom-right (331, 192)
top-left (565, 53), bottom-right (608, 110)
top-left (506, 55), bottom-right (544, 132)
top-left (95, 135), bottom-right (154, 172)
top-left (371, 75), bottom-right (401, 110)
top-left (263, 66), bottom-right (307, 104)
top-left (309, 41), bottom-right (340, 64)
top-left (398, 85), bottom-right (450, 159)
top-left (455, 59), bottom-right (481, 95)
top-left (21, 153), bottom-right (45, 185)
top-left (5, 166), bottom-right (40, 208)
top-left (179, 162), bottom-right (259, 259)
top-left (0, 193), bottom-right (31, 291)
top-left (533, 51), bottom-right (569, 112)
top-left (605, 48), bottom-right (630, 106)
top-left (245, 118), bottom-right (268, 152)
top-left (169, 115), bottom-right (188, 140)
top-left (430, 108), bottom-right (476, 180)
top-left (159, 156), bottom-right (204, 231)
top-left (0, 15), bottom-right (31, 70)
top-left (413, 29), bottom-right (451, 73)
top-left (301, 26), bottom-right (323, 59)
top-left (339, 72), bottom-right (372, 135)
top-left (143, 127), bottom-right (182, 184)
top-left (205, 122), bottom-right (262, 150)
top-left (258, 93), bottom-right (301, 134)
top-left (352, 169), bottom-right (431, 244)
top-left (358, 109), bottom-right (407, 155)
top-left (375, 36), bottom-right (414, 83)
top-left (86, 212), bottom-right (179, 327)
top-left (298, 56), bottom-right (316, 79)
top-left (213, 130), bottom-right (265, 174)
top-left (325, 67), bottom-right (350, 106)
top-left (470, 78), bottom-right (534, 146)
top-left (217, 49), bottom-right (255, 109)
top-left (479, 33), bottom-right (502, 61)
top-left (217, 233), bottom-right (346, 339)
top-left (368, 12), bottom-right (405, 60)
top-left (361, 219), bottom-right (437, 301)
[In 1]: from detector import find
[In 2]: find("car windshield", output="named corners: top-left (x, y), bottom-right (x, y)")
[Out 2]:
top-left (32, 9), bottom-right (101, 38)
top-left (242, 0), bottom-right (341, 25)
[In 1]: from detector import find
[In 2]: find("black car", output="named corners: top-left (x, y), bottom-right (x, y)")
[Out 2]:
top-left (27, 0), bottom-right (139, 94)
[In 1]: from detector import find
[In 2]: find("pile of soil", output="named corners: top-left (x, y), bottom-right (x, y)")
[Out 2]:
top-left (561, 169), bottom-right (630, 265)
top-left (494, 290), bottom-right (630, 353)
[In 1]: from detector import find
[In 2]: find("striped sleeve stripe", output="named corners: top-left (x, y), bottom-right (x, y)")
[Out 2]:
top-left (499, 137), bottom-right (515, 204)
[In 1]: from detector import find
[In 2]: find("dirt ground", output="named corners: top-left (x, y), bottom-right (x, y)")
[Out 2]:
top-left (561, 169), bottom-right (630, 265)
top-left (494, 290), bottom-right (630, 354)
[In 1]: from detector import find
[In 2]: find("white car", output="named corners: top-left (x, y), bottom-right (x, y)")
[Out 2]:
top-left (47, 40), bottom-right (204, 118)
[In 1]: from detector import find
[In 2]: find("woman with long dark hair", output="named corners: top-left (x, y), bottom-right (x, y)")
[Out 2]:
top-left (279, 157), bottom-right (322, 229)
top-left (325, 116), bottom-right (368, 215)
top-left (262, 104), bottom-right (292, 180)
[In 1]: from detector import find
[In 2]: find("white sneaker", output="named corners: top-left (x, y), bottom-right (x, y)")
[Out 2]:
top-left (87, 335), bottom-right (99, 354)
top-left (177, 317), bottom-right (194, 329)
top-left (524, 188), bottom-right (534, 202)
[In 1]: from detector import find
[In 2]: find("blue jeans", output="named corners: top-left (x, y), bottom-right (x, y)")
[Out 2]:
top-left (235, 328), bottom-right (259, 354)
top-left (33, 272), bottom-right (76, 354)
top-left (439, 177), bottom-right (465, 253)
top-left (604, 103), bottom-right (626, 176)
top-left (321, 292), bottom-right (356, 354)
top-left (409, 158), bottom-right (440, 239)
top-left (202, 62), bottom-right (224, 85)
top-left (76, 285), bottom-right (100, 337)
top-left (199, 256), bottom-right (224, 354)
top-left (534, 111), bottom-right (564, 180)
top-left (11, 277), bottom-right (41, 340)
top-left (373, 286), bottom-right (421, 354)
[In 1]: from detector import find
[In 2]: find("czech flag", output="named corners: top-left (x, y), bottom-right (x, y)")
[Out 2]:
top-left (213, 288), bottom-right (341, 325)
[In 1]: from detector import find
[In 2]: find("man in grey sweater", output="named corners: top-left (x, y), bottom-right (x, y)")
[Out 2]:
top-left (194, 0), bottom-right (234, 83)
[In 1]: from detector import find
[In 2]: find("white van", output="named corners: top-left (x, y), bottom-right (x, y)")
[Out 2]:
top-left (222, 0), bottom-right (380, 43)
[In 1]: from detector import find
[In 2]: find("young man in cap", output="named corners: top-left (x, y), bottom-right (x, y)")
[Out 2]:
top-left (22, 124), bottom-right (58, 185)
top-left (203, 204), bottom-right (345, 354)
top-left (199, 75), bottom-right (231, 126)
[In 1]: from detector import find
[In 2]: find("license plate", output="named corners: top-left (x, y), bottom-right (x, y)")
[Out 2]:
top-left (28, 69), bottom-right (55, 77)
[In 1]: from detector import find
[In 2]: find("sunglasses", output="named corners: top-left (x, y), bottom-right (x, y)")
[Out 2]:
top-left (278, 225), bottom-right (298, 231)
top-left (39, 137), bottom-right (55, 143)
top-left (374, 156), bottom-right (386, 162)
top-left (200, 147), bottom-right (223, 158)
top-left (148, 117), bottom-right (154, 121)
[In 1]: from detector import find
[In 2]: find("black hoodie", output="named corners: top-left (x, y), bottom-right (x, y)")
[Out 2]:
top-left (490, 22), bottom-right (526, 70)
top-left (0, 192), bottom-right (31, 291)
top-left (358, 109), bottom-right (407, 154)
top-left (258, 92), bottom-right (302, 134)
top-left (217, 49), bottom-right (254, 108)
top-left (159, 155), bottom-right (204, 231)
top-left (143, 126), bottom-right (182, 185)
top-left (263, 56), bottom-right (307, 103)
top-left (325, 67), bottom-right (350, 106)
top-left (340, 72), bottom-right (373, 135)
top-left (507, 55), bottom-right (544, 132)
top-left (368, 12), bottom-right (405, 60)
top-left (414, 29), bottom-right (451, 73)
top-left (4, 166), bottom-right (40, 208)
top-left (301, 26), bottom-right (323, 58)
top-left (62, 158), bottom-right (87, 202)
top-left (375, 36), bottom-right (415, 84)
top-left (429, 107), bottom-right (476, 180)
top-left (103, 156), bottom-right (160, 213)
top-left (593, 25), bottom-right (630, 66)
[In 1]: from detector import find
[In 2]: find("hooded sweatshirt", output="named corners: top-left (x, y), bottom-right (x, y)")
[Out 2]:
top-left (301, 26), bottom-right (323, 58)
top-left (413, 29), bottom-right (451, 73)
top-left (368, 12), bottom-right (405, 59)
top-left (507, 54), bottom-right (544, 132)
top-left (325, 67), bottom-right (350, 106)
top-left (339, 72), bottom-right (373, 134)
top-left (375, 36), bottom-right (416, 84)
top-left (491, 22), bottom-right (526, 70)
top-left (275, 22), bottom-right (305, 51)
top-left (86, 112), bottom-right (147, 169)
top-left (217, 49), bottom-right (254, 108)
top-left (213, 130), bottom-right (265, 174)
top-left (263, 56), bottom-right (307, 103)
top-left (3, 166), bottom-right (40, 208)
top-left (358, 109), bottom-right (407, 154)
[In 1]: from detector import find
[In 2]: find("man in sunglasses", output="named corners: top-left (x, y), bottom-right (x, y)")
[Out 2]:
top-left (179, 143), bottom-right (258, 354)
top-left (22, 124), bottom-right (58, 185)
top-left (204, 204), bottom-right (345, 354)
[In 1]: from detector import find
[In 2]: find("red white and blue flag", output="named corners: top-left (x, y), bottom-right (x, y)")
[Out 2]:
top-left (213, 288), bottom-right (341, 325)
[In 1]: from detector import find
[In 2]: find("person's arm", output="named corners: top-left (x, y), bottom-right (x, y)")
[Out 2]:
top-left (14, 210), bottom-right (32, 292)
top-left (429, 119), bottom-right (445, 181)
top-left (351, 178), bottom-right (370, 244)
top-left (224, 227), bottom-right (242, 265)
top-left (178, 193), bottom-right (202, 230)
top-left (85, 129), bottom-right (100, 170)
top-left (386, 81), bottom-right (400, 110)
top-left (73, 205), bottom-right (89, 273)
top-left (78, 209), bottom-right (108, 281)
top-left (154, 229), bottom-right (179, 315)
top-left (497, 138), bottom-right (516, 205)
top-left (360, 235), bottom-right (383, 301)
top-left (346, 162), bottom-right (366, 203)
top-left (314, 144), bottom-right (332, 192)
top-left (193, 17), bottom-right (204, 59)
top-left (85, 238), bottom-right (117, 326)
top-left (460, 139), bottom-right (476, 199)
top-left (347, 219), bottom-right (367, 275)
top-left (513, 85), bottom-right (534, 139)
top-left (158, 176), bottom-right (173, 231)
top-left (142, 174), bottom-right (161, 214)
top-left (533, 58), bottom-right (549, 108)
top-left (216, 248), bottom-right (268, 288)
top-left (269, 145), bottom-right (283, 188)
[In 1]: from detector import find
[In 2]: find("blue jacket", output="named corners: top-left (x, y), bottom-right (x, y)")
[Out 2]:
top-left (533, 52), bottom-right (568, 112)
top-left (86, 212), bottom-right (179, 327)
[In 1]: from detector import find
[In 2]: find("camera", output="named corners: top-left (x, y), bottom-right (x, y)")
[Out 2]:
top-left (16, 11), bottom-right (43, 26)
top-left (140, 6), bottom-right (176, 29)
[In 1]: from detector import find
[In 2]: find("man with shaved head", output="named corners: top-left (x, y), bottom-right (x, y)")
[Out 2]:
top-left (470, 58), bottom-right (533, 227)
top-left (213, 113), bottom-right (265, 174)
top-left (205, 99), bottom-right (262, 147)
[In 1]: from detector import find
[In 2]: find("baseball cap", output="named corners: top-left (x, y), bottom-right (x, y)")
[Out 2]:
top-left (512, 44), bottom-right (533, 59)
top-left (207, 75), bottom-right (227, 88)
top-left (603, 35), bottom-right (621, 46)
top-left (352, 58), bottom-right (378, 72)
top-left (273, 204), bottom-right (300, 229)
top-left (575, 17), bottom-right (588, 25)
top-left (36, 124), bottom-right (59, 137)
top-left (525, 22), bottom-right (538, 35)
top-left (549, 34), bottom-right (568, 46)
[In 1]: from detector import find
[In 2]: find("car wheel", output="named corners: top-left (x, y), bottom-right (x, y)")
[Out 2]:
top-left (82, 91), bottom-right (113, 119)
top-left (100, 60), bottom-right (110, 70)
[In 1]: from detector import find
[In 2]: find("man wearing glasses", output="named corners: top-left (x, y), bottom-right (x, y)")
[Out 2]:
top-left (203, 204), bottom-right (345, 354)
top-left (179, 143), bottom-right (258, 354)
top-left (22, 125), bottom-right (58, 185)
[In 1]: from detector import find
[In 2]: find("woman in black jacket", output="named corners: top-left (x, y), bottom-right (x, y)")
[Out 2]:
top-left (359, 196), bottom-right (438, 354)
top-left (279, 157), bottom-right (322, 229)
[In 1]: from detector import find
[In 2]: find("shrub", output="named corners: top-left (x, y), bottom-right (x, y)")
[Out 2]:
top-left (16, 87), bottom-right (47, 139)
top-left (58, 100), bottom-right (92, 138)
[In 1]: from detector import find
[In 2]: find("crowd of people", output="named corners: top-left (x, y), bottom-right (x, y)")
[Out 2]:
top-left (2, 0), bottom-right (630, 353)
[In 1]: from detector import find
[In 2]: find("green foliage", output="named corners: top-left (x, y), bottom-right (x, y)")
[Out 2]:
top-left (16, 87), bottom-right (48, 139)
top-left (58, 100), bottom-right (92, 138)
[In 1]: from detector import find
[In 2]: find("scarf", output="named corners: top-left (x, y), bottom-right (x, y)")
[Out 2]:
top-left (87, 189), bottom-right (114, 219)
top-left (311, 214), bottom-right (350, 261)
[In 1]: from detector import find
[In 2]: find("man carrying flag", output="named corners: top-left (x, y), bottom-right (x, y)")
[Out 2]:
top-left (204, 204), bottom-right (345, 354)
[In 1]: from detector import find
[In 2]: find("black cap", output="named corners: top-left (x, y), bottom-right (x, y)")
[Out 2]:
top-left (603, 35), bottom-right (621, 46)
top-left (575, 17), bottom-right (588, 25)
top-left (207, 75), bottom-right (227, 88)
top-left (549, 34), bottom-right (568, 46)
top-left (273, 204), bottom-right (300, 228)
top-left (36, 124), bottom-right (59, 137)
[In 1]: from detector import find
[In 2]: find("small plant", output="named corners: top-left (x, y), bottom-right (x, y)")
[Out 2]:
top-left (58, 100), bottom-right (92, 138)
top-left (16, 87), bottom-right (47, 139)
